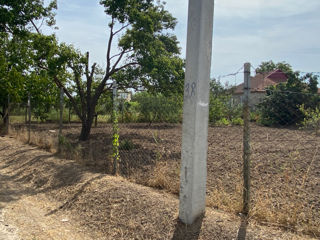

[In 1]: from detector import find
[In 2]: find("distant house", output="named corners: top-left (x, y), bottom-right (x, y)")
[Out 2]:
top-left (118, 91), bottom-right (132, 102)
top-left (232, 69), bottom-right (288, 106)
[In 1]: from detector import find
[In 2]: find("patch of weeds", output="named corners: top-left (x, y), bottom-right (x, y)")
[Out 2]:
top-left (119, 139), bottom-right (136, 150)
top-left (58, 135), bottom-right (80, 159)
top-left (231, 117), bottom-right (244, 126)
top-left (215, 118), bottom-right (230, 126)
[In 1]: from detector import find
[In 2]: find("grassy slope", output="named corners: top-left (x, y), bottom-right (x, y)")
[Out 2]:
top-left (0, 136), bottom-right (316, 240)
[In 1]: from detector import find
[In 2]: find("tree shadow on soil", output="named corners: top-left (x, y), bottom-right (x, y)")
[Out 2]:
top-left (171, 214), bottom-right (204, 240)
top-left (0, 146), bottom-right (95, 206)
top-left (45, 175), bottom-right (105, 216)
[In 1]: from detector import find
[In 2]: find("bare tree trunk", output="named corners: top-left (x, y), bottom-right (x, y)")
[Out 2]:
top-left (25, 106), bottom-right (28, 124)
top-left (94, 113), bottom-right (98, 127)
top-left (79, 105), bottom-right (95, 141)
top-left (2, 105), bottom-right (9, 135)
top-left (79, 117), bottom-right (94, 141)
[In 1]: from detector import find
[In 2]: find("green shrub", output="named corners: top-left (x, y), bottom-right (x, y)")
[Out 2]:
top-left (118, 101), bottom-right (140, 123)
top-left (232, 117), bottom-right (244, 126)
top-left (215, 118), bottom-right (230, 126)
top-left (258, 73), bottom-right (319, 126)
top-left (299, 104), bottom-right (320, 135)
top-left (250, 112), bottom-right (259, 122)
top-left (133, 92), bottom-right (182, 124)
top-left (209, 79), bottom-right (241, 124)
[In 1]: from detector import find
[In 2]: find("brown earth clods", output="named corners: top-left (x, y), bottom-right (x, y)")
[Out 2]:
top-left (5, 122), bottom-right (320, 239)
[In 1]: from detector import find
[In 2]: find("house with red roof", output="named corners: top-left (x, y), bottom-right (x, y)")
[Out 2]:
top-left (232, 69), bottom-right (288, 106)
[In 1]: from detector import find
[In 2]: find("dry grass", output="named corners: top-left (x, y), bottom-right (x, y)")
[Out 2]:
top-left (0, 136), bottom-right (316, 240)
top-left (146, 161), bottom-right (180, 194)
top-left (206, 180), bottom-right (243, 214)
top-left (9, 126), bottom-right (57, 153)
top-left (6, 123), bottom-right (320, 238)
top-left (250, 178), bottom-right (320, 237)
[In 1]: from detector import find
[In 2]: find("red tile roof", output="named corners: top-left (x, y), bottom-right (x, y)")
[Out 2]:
top-left (234, 69), bottom-right (288, 94)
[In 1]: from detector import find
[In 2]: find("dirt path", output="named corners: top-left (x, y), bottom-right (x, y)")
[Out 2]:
top-left (0, 171), bottom-right (19, 240)
top-left (0, 140), bottom-right (93, 240)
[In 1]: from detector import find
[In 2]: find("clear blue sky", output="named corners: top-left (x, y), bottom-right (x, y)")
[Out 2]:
top-left (45, 0), bottom-right (320, 86)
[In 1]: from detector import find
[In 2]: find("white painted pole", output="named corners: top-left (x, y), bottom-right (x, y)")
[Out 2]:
top-left (179, 0), bottom-right (215, 224)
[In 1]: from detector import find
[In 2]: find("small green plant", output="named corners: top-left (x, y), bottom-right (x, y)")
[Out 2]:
top-left (231, 117), bottom-right (244, 126)
top-left (299, 104), bottom-right (320, 135)
top-left (250, 112), bottom-right (259, 122)
top-left (215, 118), bottom-right (230, 126)
top-left (119, 139), bottom-right (135, 150)
top-left (58, 135), bottom-right (72, 150)
top-left (112, 109), bottom-right (120, 174)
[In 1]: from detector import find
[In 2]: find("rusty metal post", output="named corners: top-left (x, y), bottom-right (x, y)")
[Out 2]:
top-left (27, 94), bottom-right (31, 143)
top-left (243, 62), bottom-right (251, 215)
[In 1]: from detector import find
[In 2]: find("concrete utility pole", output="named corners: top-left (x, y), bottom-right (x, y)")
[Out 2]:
top-left (179, 0), bottom-right (215, 225)
top-left (59, 87), bottom-right (64, 136)
top-left (242, 62), bottom-right (251, 215)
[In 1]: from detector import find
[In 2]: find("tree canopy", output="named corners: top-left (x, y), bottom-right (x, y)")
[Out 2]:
top-left (0, 0), bottom-right (57, 34)
top-left (255, 60), bottom-right (293, 75)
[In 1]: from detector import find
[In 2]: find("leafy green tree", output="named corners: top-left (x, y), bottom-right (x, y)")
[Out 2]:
top-left (0, 0), bottom-right (57, 130)
top-left (255, 60), bottom-right (293, 75)
top-left (133, 92), bottom-right (182, 124)
top-left (33, 0), bottom-right (184, 140)
top-left (209, 79), bottom-right (241, 124)
top-left (0, 0), bottom-right (57, 34)
top-left (0, 34), bottom-right (26, 129)
top-left (258, 72), bottom-right (319, 125)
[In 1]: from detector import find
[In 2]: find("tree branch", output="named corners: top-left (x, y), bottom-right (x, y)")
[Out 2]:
top-left (53, 76), bottom-right (83, 121)
top-left (110, 62), bottom-right (138, 75)
top-left (106, 18), bottom-right (115, 74)
top-left (30, 19), bottom-right (41, 34)
top-left (73, 71), bottom-right (86, 118)
top-left (110, 49), bottom-right (133, 61)
top-left (85, 52), bottom-right (97, 118)
top-left (89, 63), bottom-right (97, 81)
top-left (113, 23), bottom-right (130, 36)
top-left (85, 52), bottom-right (90, 81)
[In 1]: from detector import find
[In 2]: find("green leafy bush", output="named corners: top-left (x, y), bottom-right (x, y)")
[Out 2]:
top-left (232, 117), bottom-right (244, 126)
top-left (258, 72), bottom-right (319, 126)
top-left (133, 92), bottom-right (182, 124)
top-left (209, 79), bottom-right (241, 124)
top-left (299, 104), bottom-right (320, 135)
top-left (215, 118), bottom-right (230, 126)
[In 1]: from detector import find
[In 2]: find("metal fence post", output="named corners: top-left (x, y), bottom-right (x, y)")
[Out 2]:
top-left (59, 87), bottom-right (64, 137)
top-left (5, 94), bottom-right (10, 135)
top-left (243, 62), bottom-right (251, 215)
top-left (112, 80), bottom-right (119, 175)
top-left (27, 94), bottom-right (31, 143)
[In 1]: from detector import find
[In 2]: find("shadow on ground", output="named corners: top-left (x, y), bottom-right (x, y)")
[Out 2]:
top-left (172, 214), bottom-right (204, 240)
